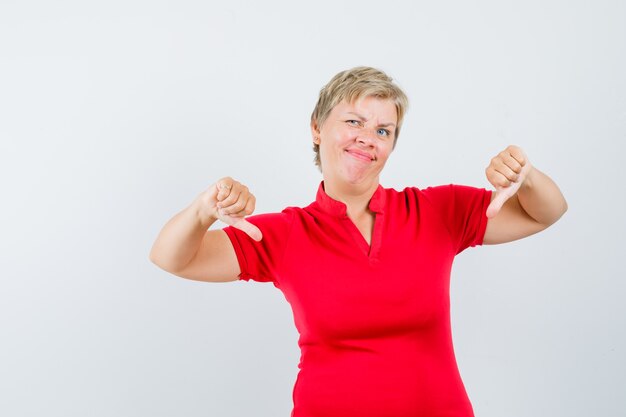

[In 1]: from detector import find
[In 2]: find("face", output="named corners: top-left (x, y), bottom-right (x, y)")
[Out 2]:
top-left (312, 96), bottom-right (397, 186)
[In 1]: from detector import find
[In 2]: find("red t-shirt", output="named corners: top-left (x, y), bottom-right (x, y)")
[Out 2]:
top-left (223, 181), bottom-right (492, 417)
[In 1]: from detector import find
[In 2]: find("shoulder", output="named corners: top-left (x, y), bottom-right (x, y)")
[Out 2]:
top-left (410, 184), bottom-right (489, 204)
top-left (378, 184), bottom-right (450, 206)
top-left (379, 184), bottom-right (457, 199)
top-left (244, 207), bottom-right (298, 230)
top-left (381, 184), bottom-right (490, 213)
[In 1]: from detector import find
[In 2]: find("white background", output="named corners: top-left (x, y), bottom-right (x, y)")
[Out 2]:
top-left (1, 0), bottom-right (624, 416)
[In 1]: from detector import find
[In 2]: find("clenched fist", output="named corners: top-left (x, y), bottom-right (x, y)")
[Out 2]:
top-left (196, 177), bottom-right (263, 241)
top-left (485, 145), bottom-right (534, 218)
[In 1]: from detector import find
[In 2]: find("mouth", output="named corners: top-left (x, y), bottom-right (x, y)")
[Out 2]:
top-left (345, 149), bottom-right (375, 162)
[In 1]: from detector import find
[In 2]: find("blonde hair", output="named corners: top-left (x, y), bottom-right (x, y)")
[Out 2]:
top-left (310, 66), bottom-right (409, 169)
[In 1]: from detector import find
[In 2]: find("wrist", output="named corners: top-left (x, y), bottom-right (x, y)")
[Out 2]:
top-left (519, 162), bottom-right (536, 191)
top-left (192, 196), bottom-right (218, 229)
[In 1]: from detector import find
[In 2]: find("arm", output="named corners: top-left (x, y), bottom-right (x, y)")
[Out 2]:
top-left (149, 177), bottom-right (261, 282)
top-left (483, 146), bottom-right (568, 245)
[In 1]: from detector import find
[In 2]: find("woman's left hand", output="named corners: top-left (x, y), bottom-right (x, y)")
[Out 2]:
top-left (485, 145), bottom-right (534, 218)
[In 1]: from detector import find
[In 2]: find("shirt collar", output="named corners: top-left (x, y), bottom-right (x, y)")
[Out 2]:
top-left (315, 181), bottom-right (386, 217)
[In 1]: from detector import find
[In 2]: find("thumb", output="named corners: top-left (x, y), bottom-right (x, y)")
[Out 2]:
top-left (486, 159), bottom-right (533, 218)
top-left (231, 217), bottom-right (263, 242)
top-left (486, 181), bottom-right (522, 218)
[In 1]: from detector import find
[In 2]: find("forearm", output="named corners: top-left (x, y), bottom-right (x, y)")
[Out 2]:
top-left (149, 197), bottom-right (216, 273)
top-left (517, 165), bottom-right (568, 226)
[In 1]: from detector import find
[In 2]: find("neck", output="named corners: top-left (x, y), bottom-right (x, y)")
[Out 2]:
top-left (323, 176), bottom-right (380, 217)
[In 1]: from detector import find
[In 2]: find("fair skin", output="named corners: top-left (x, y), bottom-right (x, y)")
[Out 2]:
top-left (149, 96), bottom-right (567, 282)
top-left (310, 96), bottom-right (398, 245)
top-left (309, 96), bottom-right (568, 246)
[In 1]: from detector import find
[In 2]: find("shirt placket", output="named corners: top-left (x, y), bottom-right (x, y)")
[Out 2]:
top-left (341, 212), bottom-right (383, 263)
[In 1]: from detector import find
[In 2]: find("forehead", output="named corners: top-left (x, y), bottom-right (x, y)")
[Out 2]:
top-left (332, 96), bottom-right (397, 123)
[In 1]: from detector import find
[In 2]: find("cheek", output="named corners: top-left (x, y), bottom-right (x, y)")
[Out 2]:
top-left (324, 133), bottom-right (352, 153)
top-left (379, 141), bottom-right (394, 155)
top-left (335, 129), bottom-right (354, 144)
top-left (378, 147), bottom-right (394, 164)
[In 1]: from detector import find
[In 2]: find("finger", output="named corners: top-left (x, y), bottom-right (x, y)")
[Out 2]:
top-left (224, 212), bottom-right (246, 218)
top-left (232, 218), bottom-right (263, 241)
top-left (500, 152), bottom-right (523, 174)
top-left (486, 181), bottom-right (523, 218)
top-left (506, 145), bottom-right (527, 166)
top-left (243, 194), bottom-right (256, 215)
top-left (217, 189), bottom-right (242, 209)
top-left (216, 181), bottom-right (232, 201)
top-left (486, 189), bottom-right (509, 218)
top-left (220, 196), bottom-right (247, 215)
top-left (486, 167), bottom-right (513, 188)
top-left (493, 160), bottom-right (520, 183)
top-left (224, 195), bottom-right (256, 218)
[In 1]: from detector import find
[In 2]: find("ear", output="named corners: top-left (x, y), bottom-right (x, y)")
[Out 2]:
top-left (310, 119), bottom-right (321, 144)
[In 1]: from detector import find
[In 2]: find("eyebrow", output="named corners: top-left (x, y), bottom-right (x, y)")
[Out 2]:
top-left (346, 112), bottom-right (396, 128)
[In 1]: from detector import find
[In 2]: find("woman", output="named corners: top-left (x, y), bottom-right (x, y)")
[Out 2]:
top-left (149, 66), bottom-right (567, 417)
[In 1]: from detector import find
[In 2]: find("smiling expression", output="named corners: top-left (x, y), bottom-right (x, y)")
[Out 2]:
top-left (312, 96), bottom-right (398, 186)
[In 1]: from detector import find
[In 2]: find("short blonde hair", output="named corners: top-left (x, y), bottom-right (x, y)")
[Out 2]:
top-left (311, 66), bottom-right (409, 169)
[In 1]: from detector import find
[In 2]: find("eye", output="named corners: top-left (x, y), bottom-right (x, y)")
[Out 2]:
top-left (346, 120), bottom-right (361, 126)
top-left (377, 128), bottom-right (391, 137)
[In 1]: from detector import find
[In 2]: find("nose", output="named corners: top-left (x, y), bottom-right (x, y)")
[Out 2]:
top-left (356, 126), bottom-right (377, 147)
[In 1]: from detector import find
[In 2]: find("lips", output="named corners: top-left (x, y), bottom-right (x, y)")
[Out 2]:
top-left (345, 148), bottom-right (375, 162)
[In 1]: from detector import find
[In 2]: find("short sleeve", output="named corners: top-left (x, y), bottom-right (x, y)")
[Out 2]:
top-left (421, 184), bottom-right (492, 254)
top-left (222, 209), bottom-right (294, 283)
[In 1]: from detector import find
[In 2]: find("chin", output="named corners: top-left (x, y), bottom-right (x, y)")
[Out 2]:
top-left (340, 168), bottom-right (380, 186)
top-left (322, 157), bottom-right (384, 186)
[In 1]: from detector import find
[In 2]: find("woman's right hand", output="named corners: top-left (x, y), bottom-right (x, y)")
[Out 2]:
top-left (195, 177), bottom-right (263, 241)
